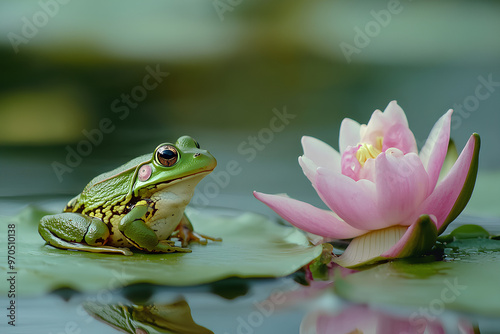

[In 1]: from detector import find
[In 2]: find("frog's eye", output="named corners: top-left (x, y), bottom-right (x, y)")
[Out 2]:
top-left (156, 145), bottom-right (178, 167)
top-left (194, 140), bottom-right (200, 149)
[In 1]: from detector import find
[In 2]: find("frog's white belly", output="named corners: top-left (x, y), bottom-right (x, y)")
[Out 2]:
top-left (108, 173), bottom-right (206, 247)
top-left (147, 191), bottom-right (190, 240)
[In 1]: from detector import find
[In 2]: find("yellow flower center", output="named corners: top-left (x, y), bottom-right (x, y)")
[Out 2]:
top-left (376, 136), bottom-right (383, 150)
top-left (356, 137), bottom-right (384, 167)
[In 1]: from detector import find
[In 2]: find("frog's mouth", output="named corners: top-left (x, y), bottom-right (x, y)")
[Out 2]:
top-left (147, 169), bottom-right (214, 191)
top-left (169, 169), bottom-right (213, 184)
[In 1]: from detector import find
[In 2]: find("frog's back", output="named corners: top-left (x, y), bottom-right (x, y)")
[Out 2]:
top-left (67, 153), bottom-right (151, 212)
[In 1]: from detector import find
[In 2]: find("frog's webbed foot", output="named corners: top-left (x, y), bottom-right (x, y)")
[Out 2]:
top-left (149, 240), bottom-right (192, 254)
top-left (159, 239), bottom-right (176, 246)
top-left (39, 213), bottom-right (133, 256)
top-left (119, 202), bottom-right (191, 254)
top-left (176, 215), bottom-right (222, 247)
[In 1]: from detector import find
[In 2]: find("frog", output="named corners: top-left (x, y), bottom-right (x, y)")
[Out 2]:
top-left (38, 136), bottom-right (220, 256)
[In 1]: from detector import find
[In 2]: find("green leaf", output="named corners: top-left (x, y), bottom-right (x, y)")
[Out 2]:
top-left (335, 237), bottom-right (500, 317)
top-left (2, 206), bottom-right (321, 297)
top-left (333, 215), bottom-right (438, 268)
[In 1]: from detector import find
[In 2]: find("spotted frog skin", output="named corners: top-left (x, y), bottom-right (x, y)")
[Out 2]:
top-left (39, 136), bottom-right (219, 255)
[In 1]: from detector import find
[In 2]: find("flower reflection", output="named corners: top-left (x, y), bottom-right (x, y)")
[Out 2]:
top-left (300, 305), bottom-right (476, 334)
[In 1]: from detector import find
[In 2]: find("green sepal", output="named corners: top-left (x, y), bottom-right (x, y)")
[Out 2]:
top-left (396, 215), bottom-right (438, 258)
top-left (333, 215), bottom-right (438, 269)
top-left (438, 133), bottom-right (481, 235)
top-left (308, 243), bottom-right (334, 280)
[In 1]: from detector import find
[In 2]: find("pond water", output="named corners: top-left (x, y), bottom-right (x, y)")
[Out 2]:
top-left (2, 134), bottom-right (500, 334)
top-left (0, 97), bottom-right (500, 334)
top-left (2, 0), bottom-right (500, 332)
top-left (3, 206), bottom-right (500, 334)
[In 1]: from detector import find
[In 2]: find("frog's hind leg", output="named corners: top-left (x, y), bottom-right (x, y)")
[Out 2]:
top-left (39, 213), bottom-right (133, 256)
top-left (40, 231), bottom-right (133, 256)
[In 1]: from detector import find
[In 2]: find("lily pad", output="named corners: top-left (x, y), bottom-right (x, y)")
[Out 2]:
top-left (437, 224), bottom-right (491, 242)
top-left (334, 236), bottom-right (500, 317)
top-left (1, 206), bottom-right (321, 297)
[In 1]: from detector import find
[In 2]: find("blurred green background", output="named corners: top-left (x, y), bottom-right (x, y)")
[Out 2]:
top-left (1, 0), bottom-right (499, 218)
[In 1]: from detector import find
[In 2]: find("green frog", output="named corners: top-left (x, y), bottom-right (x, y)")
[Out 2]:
top-left (39, 136), bottom-right (219, 256)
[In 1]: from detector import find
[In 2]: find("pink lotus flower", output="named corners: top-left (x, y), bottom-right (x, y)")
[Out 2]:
top-left (254, 101), bottom-right (480, 268)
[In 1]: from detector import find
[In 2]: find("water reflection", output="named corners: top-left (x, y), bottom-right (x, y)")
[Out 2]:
top-left (83, 298), bottom-right (213, 334)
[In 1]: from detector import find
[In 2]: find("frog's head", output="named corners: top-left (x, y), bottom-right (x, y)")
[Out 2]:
top-left (132, 136), bottom-right (217, 195)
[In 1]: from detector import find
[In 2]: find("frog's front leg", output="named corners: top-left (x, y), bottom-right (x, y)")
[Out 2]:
top-left (39, 213), bottom-right (133, 255)
top-left (176, 214), bottom-right (222, 247)
top-left (119, 200), bottom-right (191, 253)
